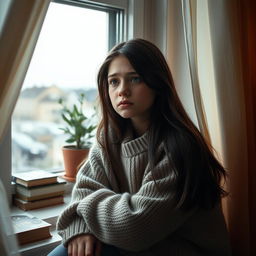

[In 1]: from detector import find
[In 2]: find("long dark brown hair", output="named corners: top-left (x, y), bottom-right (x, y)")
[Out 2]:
top-left (96, 38), bottom-right (227, 210)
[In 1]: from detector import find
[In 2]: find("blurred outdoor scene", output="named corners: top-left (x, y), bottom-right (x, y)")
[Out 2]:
top-left (12, 86), bottom-right (98, 172)
top-left (11, 2), bottom-right (108, 172)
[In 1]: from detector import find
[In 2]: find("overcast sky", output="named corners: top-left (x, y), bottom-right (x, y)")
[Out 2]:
top-left (23, 2), bottom-right (108, 90)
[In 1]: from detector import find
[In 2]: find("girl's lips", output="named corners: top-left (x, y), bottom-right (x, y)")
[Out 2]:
top-left (118, 101), bottom-right (133, 110)
top-left (119, 103), bottom-right (133, 109)
top-left (118, 100), bottom-right (133, 107)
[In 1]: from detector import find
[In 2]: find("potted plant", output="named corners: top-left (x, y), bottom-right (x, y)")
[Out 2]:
top-left (59, 93), bottom-right (96, 182)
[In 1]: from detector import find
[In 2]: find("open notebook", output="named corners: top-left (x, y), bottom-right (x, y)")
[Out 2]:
top-left (0, 179), bottom-right (20, 256)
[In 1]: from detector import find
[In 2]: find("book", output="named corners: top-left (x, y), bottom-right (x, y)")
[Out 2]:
top-left (15, 179), bottom-right (66, 201)
top-left (14, 195), bottom-right (64, 211)
top-left (16, 191), bottom-right (65, 202)
top-left (12, 170), bottom-right (59, 187)
top-left (11, 214), bottom-right (51, 245)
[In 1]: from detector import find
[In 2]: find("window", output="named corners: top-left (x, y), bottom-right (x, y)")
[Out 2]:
top-left (12, 0), bottom-right (124, 173)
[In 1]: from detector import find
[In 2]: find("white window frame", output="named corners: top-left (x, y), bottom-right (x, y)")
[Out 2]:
top-left (1, 0), bottom-right (169, 205)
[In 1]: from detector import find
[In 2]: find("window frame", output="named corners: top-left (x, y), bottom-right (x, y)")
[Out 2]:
top-left (53, 0), bottom-right (126, 49)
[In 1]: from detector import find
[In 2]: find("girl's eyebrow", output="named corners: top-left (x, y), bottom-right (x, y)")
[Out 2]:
top-left (107, 71), bottom-right (138, 78)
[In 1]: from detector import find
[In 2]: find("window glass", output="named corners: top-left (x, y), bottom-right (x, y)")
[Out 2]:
top-left (12, 2), bottom-right (109, 172)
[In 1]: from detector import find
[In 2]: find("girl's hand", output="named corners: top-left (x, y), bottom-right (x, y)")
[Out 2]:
top-left (68, 234), bottom-right (102, 256)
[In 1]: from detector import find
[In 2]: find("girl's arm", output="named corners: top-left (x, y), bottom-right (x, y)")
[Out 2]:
top-left (56, 143), bottom-right (112, 246)
top-left (74, 156), bottom-right (196, 252)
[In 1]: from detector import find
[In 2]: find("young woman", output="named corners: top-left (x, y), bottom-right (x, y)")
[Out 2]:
top-left (49, 39), bottom-right (231, 256)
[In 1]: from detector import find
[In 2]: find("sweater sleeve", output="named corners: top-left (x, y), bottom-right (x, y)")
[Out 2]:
top-left (56, 143), bottom-right (112, 245)
top-left (76, 156), bottom-right (197, 252)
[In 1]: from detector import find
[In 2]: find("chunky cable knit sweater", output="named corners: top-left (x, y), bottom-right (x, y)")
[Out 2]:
top-left (57, 132), bottom-right (231, 255)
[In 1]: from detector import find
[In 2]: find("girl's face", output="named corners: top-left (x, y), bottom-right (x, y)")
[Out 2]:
top-left (107, 55), bottom-right (155, 126)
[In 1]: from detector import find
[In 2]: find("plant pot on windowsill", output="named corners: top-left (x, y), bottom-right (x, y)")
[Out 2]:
top-left (62, 145), bottom-right (90, 182)
top-left (58, 93), bottom-right (96, 183)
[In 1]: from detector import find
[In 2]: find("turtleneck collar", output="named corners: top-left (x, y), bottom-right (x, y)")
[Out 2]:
top-left (121, 131), bottom-right (148, 157)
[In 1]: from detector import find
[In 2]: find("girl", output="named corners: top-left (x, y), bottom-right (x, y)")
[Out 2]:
top-left (50, 39), bottom-right (231, 256)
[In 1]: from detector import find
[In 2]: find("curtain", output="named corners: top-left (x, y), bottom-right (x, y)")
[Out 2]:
top-left (169, 0), bottom-right (256, 255)
top-left (0, 0), bottom-right (50, 142)
top-left (166, 0), bottom-right (200, 129)
top-left (207, 0), bottom-right (256, 255)
top-left (238, 1), bottom-right (256, 255)
top-left (181, 0), bottom-right (211, 145)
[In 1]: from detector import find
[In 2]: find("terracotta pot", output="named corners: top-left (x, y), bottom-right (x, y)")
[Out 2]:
top-left (62, 146), bottom-right (89, 182)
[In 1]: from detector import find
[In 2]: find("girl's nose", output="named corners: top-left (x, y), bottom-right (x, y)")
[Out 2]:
top-left (118, 81), bottom-right (130, 97)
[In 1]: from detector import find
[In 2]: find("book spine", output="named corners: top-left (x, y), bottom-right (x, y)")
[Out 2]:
top-left (14, 196), bottom-right (64, 211)
top-left (16, 191), bottom-right (64, 201)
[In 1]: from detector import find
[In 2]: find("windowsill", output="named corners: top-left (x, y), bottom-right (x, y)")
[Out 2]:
top-left (11, 181), bottom-right (73, 256)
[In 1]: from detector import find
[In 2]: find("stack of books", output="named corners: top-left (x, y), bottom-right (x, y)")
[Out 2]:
top-left (11, 213), bottom-right (52, 245)
top-left (12, 170), bottom-right (66, 211)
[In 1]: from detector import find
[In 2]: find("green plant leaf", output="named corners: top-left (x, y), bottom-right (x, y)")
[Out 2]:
top-left (59, 93), bottom-right (97, 148)
top-left (66, 138), bottom-right (76, 143)
top-left (61, 113), bottom-right (72, 126)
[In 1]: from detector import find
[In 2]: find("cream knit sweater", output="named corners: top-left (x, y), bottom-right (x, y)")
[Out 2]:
top-left (57, 132), bottom-right (231, 255)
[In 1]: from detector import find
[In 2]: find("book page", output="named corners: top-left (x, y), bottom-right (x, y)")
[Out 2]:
top-left (12, 170), bottom-right (58, 181)
top-left (11, 214), bottom-right (51, 233)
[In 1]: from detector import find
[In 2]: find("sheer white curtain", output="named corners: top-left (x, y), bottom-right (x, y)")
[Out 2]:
top-left (181, 0), bottom-right (211, 145)
top-left (166, 0), bottom-right (199, 128)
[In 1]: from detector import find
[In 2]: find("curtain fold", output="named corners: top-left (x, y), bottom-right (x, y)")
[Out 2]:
top-left (0, 0), bottom-right (50, 142)
top-left (181, 0), bottom-right (211, 145)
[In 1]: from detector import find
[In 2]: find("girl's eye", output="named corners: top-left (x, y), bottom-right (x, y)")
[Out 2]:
top-left (130, 76), bottom-right (142, 84)
top-left (108, 79), bottom-right (119, 87)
